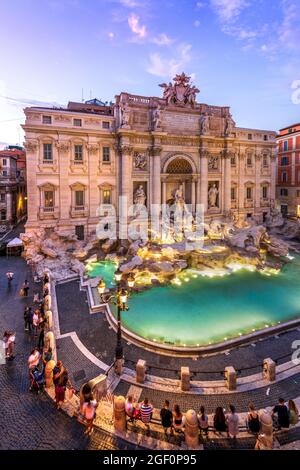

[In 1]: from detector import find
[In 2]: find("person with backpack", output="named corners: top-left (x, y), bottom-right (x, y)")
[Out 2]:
top-left (160, 400), bottom-right (173, 436)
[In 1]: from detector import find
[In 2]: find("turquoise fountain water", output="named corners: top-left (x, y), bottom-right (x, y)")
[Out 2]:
top-left (87, 255), bottom-right (300, 347)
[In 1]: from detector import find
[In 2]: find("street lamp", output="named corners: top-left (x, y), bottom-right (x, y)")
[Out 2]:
top-left (97, 269), bottom-right (135, 371)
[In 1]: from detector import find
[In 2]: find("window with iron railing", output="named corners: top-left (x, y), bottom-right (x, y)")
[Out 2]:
top-left (43, 143), bottom-right (53, 161)
top-left (74, 145), bottom-right (83, 162)
top-left (102, 147), bottom-right (110, 162)
top-left (75, 190), bottom-right (84, 207)
top-left (44, 191), bottom-right (54, 208)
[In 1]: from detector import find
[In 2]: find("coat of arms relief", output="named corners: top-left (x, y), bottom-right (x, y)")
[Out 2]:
top-left (159, 72), bottom-right (199, 107)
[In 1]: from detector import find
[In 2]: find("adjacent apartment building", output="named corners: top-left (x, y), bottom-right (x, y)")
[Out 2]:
top-left (0, 146), bottom-right (27, 233)
top-left (276, 123), bottom-right (300, 218)
top-left (23, 74), bottom-right (277, 240)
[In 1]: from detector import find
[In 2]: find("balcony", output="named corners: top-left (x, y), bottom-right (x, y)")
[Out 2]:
top-left (39, 206), bottom-right (59, 220)
top-left (70, 205), bottom-right (89, 218)
top-left (260, 198), bottom-right (270, 207)
top-left (244, 199), bottom-right (254, 208)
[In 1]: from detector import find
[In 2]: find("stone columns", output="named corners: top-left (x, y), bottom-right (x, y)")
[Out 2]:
top-left (120, 146), bottom-right (133, 207)
top-left (255, 155), bottom-right (261, 212)
top-left (184, 410), bottom-right (199, 449)
top-left (57, 142), bottom-right (71, 222)
top-left (113, 395), bottom-right (127, 433)
top-left (152, 147), bottom-right (162, 207)
top-left (200, 150), bottom-right (208, 213)
top-left (162, 180), bottom-right (167, 205)
top-left (238, 154), bottom-right (245, 212)
top-left (223, 152), bottom-right (232, 213)
top-left (270, 154), bottom-right (277, 201)
top-left (191, 179), bottom-right (196, 214)
top-left (119, 145), bottom-right (133, 239)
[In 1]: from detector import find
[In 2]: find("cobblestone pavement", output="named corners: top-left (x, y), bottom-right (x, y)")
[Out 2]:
top-left (56, 280), bottom-right (300, 380)
top-left (0, 257), bottom-right (138, 450)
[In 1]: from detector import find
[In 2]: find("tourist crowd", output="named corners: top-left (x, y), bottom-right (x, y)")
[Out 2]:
top-left (124, 395), bottom-right (299, 449)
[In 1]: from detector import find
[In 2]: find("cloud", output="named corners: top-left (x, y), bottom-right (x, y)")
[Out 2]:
top-left (128, 13), bottom-right (147, 39)
top-left (210, 0), bottom-right (249, 22)
top-left (119, 0), bottom-right (141, 6)
top-left (146, 42), bottom-right (193, 78)
top-left (194, 20), bottom-right (201, 27)
top-left (278, 1), bottom-right (300, 51)
top-left (151, 33), bottom-right (173, 46)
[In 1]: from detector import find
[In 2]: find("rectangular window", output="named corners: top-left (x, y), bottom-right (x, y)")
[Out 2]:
top-left (102, 121), bottom-right (110, 129)
top-left (246, 187), bottom-right (252, 199)
top-left (231, 187), bottom-right (236, 200)
top-left (75, 225), bottom-right (85, 241)
top-left (0, 193), bottom-right (5, 203)
top-left (75, 190), bottom-right (84, 206)
top-left (264, 135), bottom-right (268, 141)
top-left (262, 186), bottom-right (268, 199)
top-left (248, 134), bottom-right (253, 140)
top-left (1, 210), bottom-right (6, 221)
top-left (42, 115), bottom-right (52, 124)
top-left (102, 147), bottom-right (110, 162)
top-left (73, 118), bottom-right (82, 127)
top-left (247, 156), bottom-right (252, 167)
top-left (297, 190), bottom-right (300, 198)
top-left (2, 170), bottom-right (7, 177)
top-left (281, 156), bottom-right (289, 166)
top-left (2, 159), bottom-right (7, 166)
top-left (74, 145), bottom-right (83, 161)
top-left (283, 141), bottom-right (288, 151)
top-left (282, 172), bottom-right (288, 183)
top-left (230, 155), bottom-right (236, 166)
top-left (43, 143), bottom-right (53, 161)
top-left (280, 188), bottom-right (288, 196)
top-left (44, 191), bottom-right (54, 207)
top-left (103, 189), bottom-right (111, 204)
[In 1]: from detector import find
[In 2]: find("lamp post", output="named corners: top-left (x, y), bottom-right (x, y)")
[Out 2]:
top-left (98, 269), bottom-right (135, 373)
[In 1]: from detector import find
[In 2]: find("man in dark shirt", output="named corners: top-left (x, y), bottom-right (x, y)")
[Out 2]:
top-left (273, 398), bottom-right (290, 429)
top-left (160, 400), bottom-right (174, 436)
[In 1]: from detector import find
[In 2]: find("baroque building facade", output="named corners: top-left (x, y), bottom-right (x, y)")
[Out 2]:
top-left (23, 74), bottom-right (277, 240)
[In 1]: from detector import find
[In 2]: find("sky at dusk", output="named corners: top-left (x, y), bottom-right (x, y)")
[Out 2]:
top-left (0, 0), bottom-right (300, 146)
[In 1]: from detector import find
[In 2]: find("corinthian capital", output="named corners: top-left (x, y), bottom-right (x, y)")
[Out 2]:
top-left (121, 145), bottom-right (134, 155)
top-left (199, 149), bottom-right (209, 159)
top-left (151, 146), bottom-right (162, 157)
top-left (24, 140), bottom-right (38, 152)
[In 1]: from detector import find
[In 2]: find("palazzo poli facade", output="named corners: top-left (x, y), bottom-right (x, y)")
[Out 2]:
top-left (23, 73), bottom-right (277, 240)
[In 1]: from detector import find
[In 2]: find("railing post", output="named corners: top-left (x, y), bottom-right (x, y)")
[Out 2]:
top-left (224, 366), bottom-right (237, 390)
top-left (136, 359), bottom-right (146, 384)
top-left (114, 395), bottom-right (127, 433)
top-left (181, 366), bottom-right (190, 391)
top-left (184, 410), bottom-right (199, 449)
